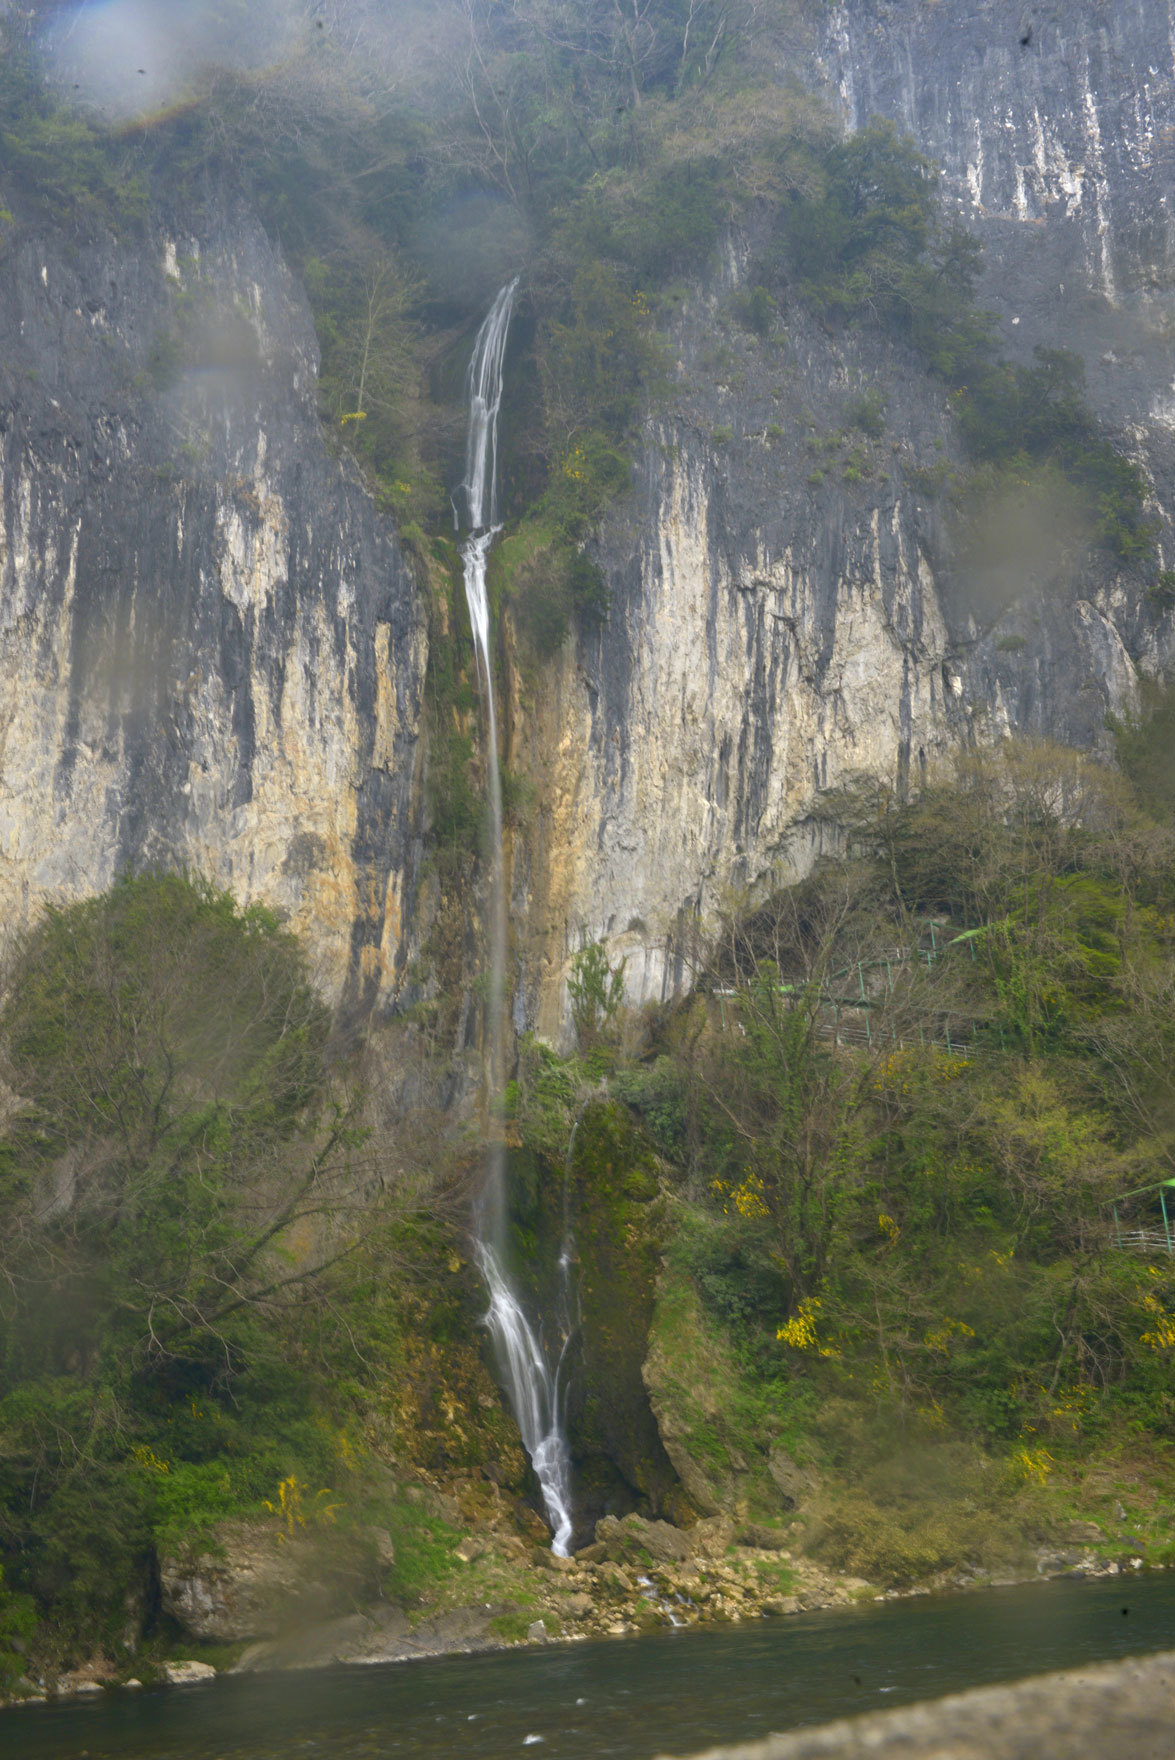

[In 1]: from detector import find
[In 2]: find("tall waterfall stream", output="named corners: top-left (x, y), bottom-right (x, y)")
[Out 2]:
top-left (461, 280), bottom-right (575, 1556)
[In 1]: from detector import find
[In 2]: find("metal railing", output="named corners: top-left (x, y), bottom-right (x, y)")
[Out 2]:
top-left (1109, 1180), bottom-right (1175, 1257)
top-left (1114, 1227), bottom-right (1175, 1258)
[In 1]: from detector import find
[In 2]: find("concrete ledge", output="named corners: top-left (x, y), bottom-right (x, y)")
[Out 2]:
top-left (665, 1650), bottom-right (1175, 1760)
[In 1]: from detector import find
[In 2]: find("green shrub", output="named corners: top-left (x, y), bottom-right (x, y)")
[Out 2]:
top-left (613, 1057), bottom-right (688, 1155)
top-left (846, 388), bottom-right (886, 438)
top-left (0, 1569), bottom-right (37, 1691)
top-left (568, 941), bottom-right (628, 1048)
top-left (568, 550), bottom-right (610, 624)
top-left (732, 284), bottom-right (778, 336)
top-left (0, 47), bottom-right (146, 230)
top-left (0, 874), bottom-right (372, 1652)
top-left (1147, 570), bottom-right (1175, 609)
top-left (1113, 680), bottom-right (1175, 818)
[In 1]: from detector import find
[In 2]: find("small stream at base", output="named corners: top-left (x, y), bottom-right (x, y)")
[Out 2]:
top-left (7, 1574), bottom-right (1175, 1760)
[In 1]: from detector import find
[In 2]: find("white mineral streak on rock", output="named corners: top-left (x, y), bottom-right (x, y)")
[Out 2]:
top-left (0, 193), bottom-right (427, 1008)
top-left (0, 449), bottom-right (424, 1005)
top-left (215, 482), bottom-right (288, 613)
top-left (541, 451), bottom-right (955, 1020)
top-left (1073, 603), bottom-right (1142, 719)
top-left (1081, 80), bottom-right (1117, 302)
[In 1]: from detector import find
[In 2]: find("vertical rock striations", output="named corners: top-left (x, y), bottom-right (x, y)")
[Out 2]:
top-left (510, 0), bottom-right (1175, 1031)
top-left (4, 2), bottom-right (1175, 1043)
top-left (0, 191), bottom-right (427, 1010)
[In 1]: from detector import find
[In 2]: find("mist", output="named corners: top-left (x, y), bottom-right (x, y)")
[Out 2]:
top-left (36, 0), bottom-right (464, 123)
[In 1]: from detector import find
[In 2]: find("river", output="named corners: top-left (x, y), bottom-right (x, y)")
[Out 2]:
top-left (5, 1573), bottom-right (1175, 1760)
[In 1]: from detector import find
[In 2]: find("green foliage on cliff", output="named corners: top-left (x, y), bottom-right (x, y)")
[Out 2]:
top-left (568, 941), bottom-right (629, 1049)
top-left (0, 48), bottom-right (146, 230)
top-left (776, 119), bottom-right (986, 362)
top-left (0, 874), bottom-right (463, 1660)
top-left (506, 742), bottom-right (1172, 1577)
top-left (654, 746), bottom-right (1175, 1458)
top-left (762, 121), bottom-right (1156, 563)
top-left (958, 348), bottom-right (1158, 562)
top-left (1112, 680), bottom-right (1175, 819)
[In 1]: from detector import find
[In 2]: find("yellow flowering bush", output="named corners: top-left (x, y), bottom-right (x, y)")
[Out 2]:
top-left (1140, 1293), bottom-right (1175, 1351)
top-left (1009, 1445), bottom-right (1054, 1486)
top-left (777, 1297), bottom-right (840, 1357)
top-left (923, 1317), bottom-right (975, 1353)
top-left (264, 1474), bottom-right (342, 1540)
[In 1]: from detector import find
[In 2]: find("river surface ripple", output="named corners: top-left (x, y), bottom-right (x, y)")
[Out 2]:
top-left (5, 1574), bottom-right (1175, 1760)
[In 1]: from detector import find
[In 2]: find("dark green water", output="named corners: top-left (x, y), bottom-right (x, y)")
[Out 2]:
top-left (5, 1574), bottom-right (1175, 1760)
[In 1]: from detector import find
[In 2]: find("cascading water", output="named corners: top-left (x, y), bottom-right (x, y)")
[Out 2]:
top-left (461, 279), bottom-right (575, 1556)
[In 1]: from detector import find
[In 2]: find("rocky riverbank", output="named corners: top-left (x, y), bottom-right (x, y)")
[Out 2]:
top-left (4, 1501), bottom-right (1157, 1705)
top-left (670, 1649), bottom-right (1175, 1760)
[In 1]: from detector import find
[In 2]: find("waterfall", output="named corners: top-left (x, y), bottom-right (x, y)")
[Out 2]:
top-left (461, 279), bottom-right (575, 1557)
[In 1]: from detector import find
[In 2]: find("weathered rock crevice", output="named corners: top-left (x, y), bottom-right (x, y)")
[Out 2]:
top-left (3, 2), bottom-right (1175, 1047)
top-left (0, 187), bottom-right (427, 1011)
top-left (506, 0), bottom-right (1175, 1033)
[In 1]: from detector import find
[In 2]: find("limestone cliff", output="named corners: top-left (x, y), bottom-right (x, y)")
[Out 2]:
top-left (0, 187), bottom-right (427, 1011)
top-left (509, 0), bottom-right (1175, 1034)
top-left (3, 1), bottom-right (1175, 1046)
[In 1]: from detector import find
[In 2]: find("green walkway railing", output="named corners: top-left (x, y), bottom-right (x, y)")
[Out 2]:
top-left (1109, 1180), bottom-right (1175, 1257)
top-left (714, 923), bottom-right (1001, 1055)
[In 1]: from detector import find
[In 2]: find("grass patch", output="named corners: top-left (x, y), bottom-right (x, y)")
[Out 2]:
top-left (489, 1608), bottom-right (538, 1642)
top-left (752, 1558), bottom-right (799, 1594)
top-left (380, 1500), bottom-right (465, 1609)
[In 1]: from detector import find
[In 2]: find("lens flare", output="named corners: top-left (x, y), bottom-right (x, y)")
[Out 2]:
top-left (36, 0), bottom-right (308, 126)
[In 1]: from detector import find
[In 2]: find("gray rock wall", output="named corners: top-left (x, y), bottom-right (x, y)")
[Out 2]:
top-left (4, 1), bottom-right (1175, 1042)
top-left (511, 0), bottom-right (1175, 1035)
top-left (0, 191), bottom-right (427, 1010)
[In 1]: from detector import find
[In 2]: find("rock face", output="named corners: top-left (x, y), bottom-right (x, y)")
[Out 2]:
top-left (596, 1512), bottom-right (695, 1563)
top-left (160, 1521), bottom-right (366, 1641)
top-left (675, 1648), bottom-right (1175, 1760)
top-left (2, 3), bottom-right (1175, 1041)
top-left (159, 1661), bottom-right (217, 1687)
top-left (0, 187), bottom-right (426, 1012)
top-left (510, 0), bottom-right (1175, 1033)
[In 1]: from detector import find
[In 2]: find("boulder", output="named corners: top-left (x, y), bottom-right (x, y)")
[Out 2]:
top-left (369, 1527), bottom-right (397, 1568)
top-left (736, 1523), bottom-right (791, 1552)
top-left (643, 1394), bottom-right (724, 1516)
top-left (533, 1548), bottom-right (576, 1572)
top-left (160, 1521), bottom-right (364, 1642)
top-left (691, 1515), bottom-right (735, 1556)
top-left (596, 1512), bottom-right (693, 1563)
top-left (160, 1661), bottom-right (216, 1687)
top-left (767, 1446), bottom-right (816, 1509)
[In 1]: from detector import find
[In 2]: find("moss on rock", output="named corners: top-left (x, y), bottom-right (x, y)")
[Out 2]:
top-left (566, 1101), bottom-right (690, 1522)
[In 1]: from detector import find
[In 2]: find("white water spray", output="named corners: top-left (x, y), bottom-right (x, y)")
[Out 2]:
top-left (461, 280), bottom-right (575, 1556)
